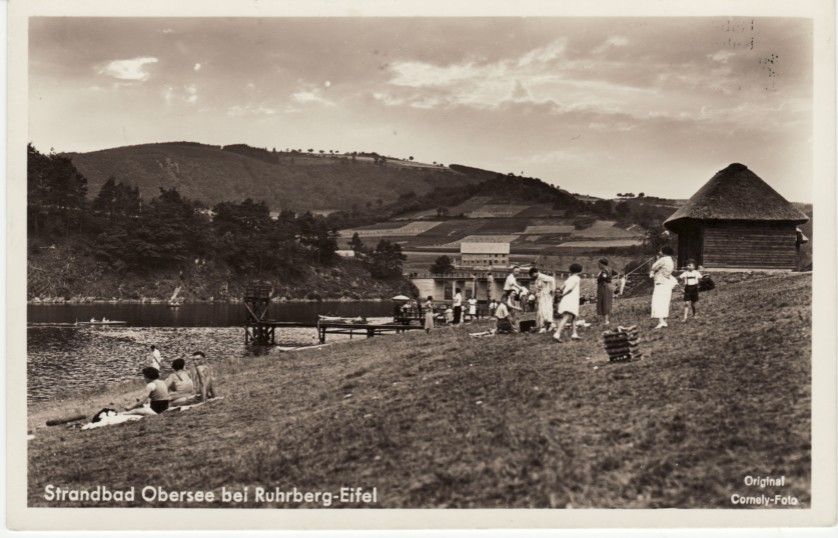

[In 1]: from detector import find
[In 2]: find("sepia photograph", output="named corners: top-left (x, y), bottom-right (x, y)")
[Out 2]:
top-left (5, 0), bottom-right (837, 531)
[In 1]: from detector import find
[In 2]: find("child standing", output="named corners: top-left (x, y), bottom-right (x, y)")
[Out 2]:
top-left (679, 259), bottom-right (702, 321)
top-left (467, 296), bottom-right (478, 321)
top-left (553, 263), bottom-right (583, 343)
top-left (423, 296), bottom-right (435, 333)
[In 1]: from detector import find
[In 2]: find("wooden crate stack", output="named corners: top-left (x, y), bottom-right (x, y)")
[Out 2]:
top-left (602, 325), bottom-right (642, 362)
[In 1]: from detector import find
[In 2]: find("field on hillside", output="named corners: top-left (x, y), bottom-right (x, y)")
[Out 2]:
top-left (28, 273), bottom-right (810, 508)
top-left (339, 212), bottom-right (645, 254)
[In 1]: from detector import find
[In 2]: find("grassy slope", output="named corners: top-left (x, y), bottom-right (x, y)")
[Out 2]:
top-left (67, 143), bottom-right (476, 212)
top-left (28, 273), bottom-right (810, 508)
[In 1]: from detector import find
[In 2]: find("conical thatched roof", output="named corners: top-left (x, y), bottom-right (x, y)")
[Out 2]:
top-left (664, 163), bottom-right (809, 230)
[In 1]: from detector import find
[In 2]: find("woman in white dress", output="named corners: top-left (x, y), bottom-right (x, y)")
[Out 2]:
top-left (553, 263), bottom-right (583, 342)
top-left (649, 246), bottom-right (676, 329)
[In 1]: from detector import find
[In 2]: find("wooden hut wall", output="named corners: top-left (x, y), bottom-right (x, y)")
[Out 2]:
top-left (701, 221), bottom-right (798, 269)
top-left (674, 223), bottom-right (703, 268)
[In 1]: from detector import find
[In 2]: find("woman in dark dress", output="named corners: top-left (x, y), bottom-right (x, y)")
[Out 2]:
top-left (596, 258), bottom-right (614, 325)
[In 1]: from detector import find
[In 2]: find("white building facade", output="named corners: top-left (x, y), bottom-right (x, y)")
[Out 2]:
top-left (459, 242), bottom-right (510, 268)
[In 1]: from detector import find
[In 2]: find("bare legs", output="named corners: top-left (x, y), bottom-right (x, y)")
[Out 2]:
top-left (553, 313), bottom-right (579, 342)
top-left (683, 301), bottom-right (697, 321)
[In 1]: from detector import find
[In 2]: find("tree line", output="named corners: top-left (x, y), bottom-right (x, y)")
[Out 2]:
top-left (27, 144), bottom-right (405, 279)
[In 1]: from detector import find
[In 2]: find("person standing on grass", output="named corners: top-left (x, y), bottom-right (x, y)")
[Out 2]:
top-left (504, 265), bottom-right (523, 295)
top-left (529, 266), bottom-right (556, 332)
top-left (679, 259), bottom-right (702, 321)
top-left (452, 288), bottom-right (463, 324)
top-left (423, 295), bottom-right (435, 333)
top-left (649, 246), bottom-right (676, 329)
top-left (596, 258), bottom-right (615, 325)
top-left (467, 296), bottom-right (478, 321)
top-left (553, 263), bottom-right (583, 343)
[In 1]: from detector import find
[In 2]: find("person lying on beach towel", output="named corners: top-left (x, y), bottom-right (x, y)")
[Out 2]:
top-left (123, 367), bottom-right (170, 416)
top-left (82, 409), bottom-right (143, 430)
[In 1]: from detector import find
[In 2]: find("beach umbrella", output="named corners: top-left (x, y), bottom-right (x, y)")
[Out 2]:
top-left (391, 295), bottom-right (410, 301)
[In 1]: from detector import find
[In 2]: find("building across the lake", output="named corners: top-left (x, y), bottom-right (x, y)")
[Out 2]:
top-left (663, 163), bottom-right (809, 270)
top-left (458, 242), bottom-right (510, 268)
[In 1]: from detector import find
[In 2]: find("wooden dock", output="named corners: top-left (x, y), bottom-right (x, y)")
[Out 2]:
top-left (245, 319), bottom-right (422, 345)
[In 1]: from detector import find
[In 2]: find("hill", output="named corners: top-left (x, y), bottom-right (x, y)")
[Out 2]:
top-left (28, 272), bottom-right (810, 508)
top-left (65, 143), bottom-right (481, 212)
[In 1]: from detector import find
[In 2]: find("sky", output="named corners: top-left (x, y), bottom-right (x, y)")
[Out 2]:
top-left (29, 17), bottom-right (813, 201)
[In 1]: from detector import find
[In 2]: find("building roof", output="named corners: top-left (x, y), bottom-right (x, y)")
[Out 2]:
top-left (459, 242), bottom-right (510, 254)
top-left (664, 163), bottom-right (809, 230)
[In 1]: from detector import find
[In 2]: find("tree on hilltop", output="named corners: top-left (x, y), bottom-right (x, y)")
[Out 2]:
top-left (430, 255), bottom-right (454, 275)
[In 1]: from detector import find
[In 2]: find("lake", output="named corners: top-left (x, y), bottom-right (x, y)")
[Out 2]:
top-left (27, 301), bottom-right (395, 403)
top-left (27, 301), bottom-right (396, 327)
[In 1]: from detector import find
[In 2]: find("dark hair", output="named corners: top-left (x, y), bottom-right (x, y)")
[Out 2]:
top-left (528, 267), bottom-right (539, 276)
top-left (171, 358), bottom-right (185, 371)
top-left (661, 246), bottom-right (674, 256)
top-left (686, 258), bottom-right (696, 266)
top-left (150, 345), bottom-right (156, 350)
top-left (455, 288), bottom-right (461, 293)
top-left (569, 263), bottom-right (583, 274)
top-left (426, 295), bottom-right (433, 301)
top-left (142, 367), bottom-right (160, 380)
top-left (192, 351), bottom-right (206, 358)
top-left (599, 258), bottom-right (609, 266)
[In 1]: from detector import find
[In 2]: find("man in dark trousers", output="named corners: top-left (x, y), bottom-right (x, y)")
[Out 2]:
top-left (452, 288), bottom-right (463, 324)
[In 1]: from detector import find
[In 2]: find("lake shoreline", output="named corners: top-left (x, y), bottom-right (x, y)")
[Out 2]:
top-left (28, 296), bottom-right (388, 306)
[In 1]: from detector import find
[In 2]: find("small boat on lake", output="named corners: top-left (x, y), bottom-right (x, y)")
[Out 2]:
top-left (76, 319), bottom-right (127, 326)
top-left (28, 319), bottom-right (128, 328)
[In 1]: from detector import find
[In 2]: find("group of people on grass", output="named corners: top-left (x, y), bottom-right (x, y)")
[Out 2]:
top-left (123, 347), bottom-right (215, 416)
top-left (421, 245), bottom-right (703, 341)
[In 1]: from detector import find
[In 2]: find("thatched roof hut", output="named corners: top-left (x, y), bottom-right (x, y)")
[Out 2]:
top-left (664, 164), bottom-right (808, 270)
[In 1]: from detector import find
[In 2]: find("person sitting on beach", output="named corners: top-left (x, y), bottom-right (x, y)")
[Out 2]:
top-left (495, 292), bottom-right (515, 334)
top-left (190, 351), bottom-right (216, 401)
top-left (165, 358), bottom-right (196, 405)
top-left (124, 367), bottom-right (170, 416)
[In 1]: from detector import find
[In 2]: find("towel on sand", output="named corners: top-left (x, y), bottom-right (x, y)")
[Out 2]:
top-left (80, 397), bottom-right (225, 430)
